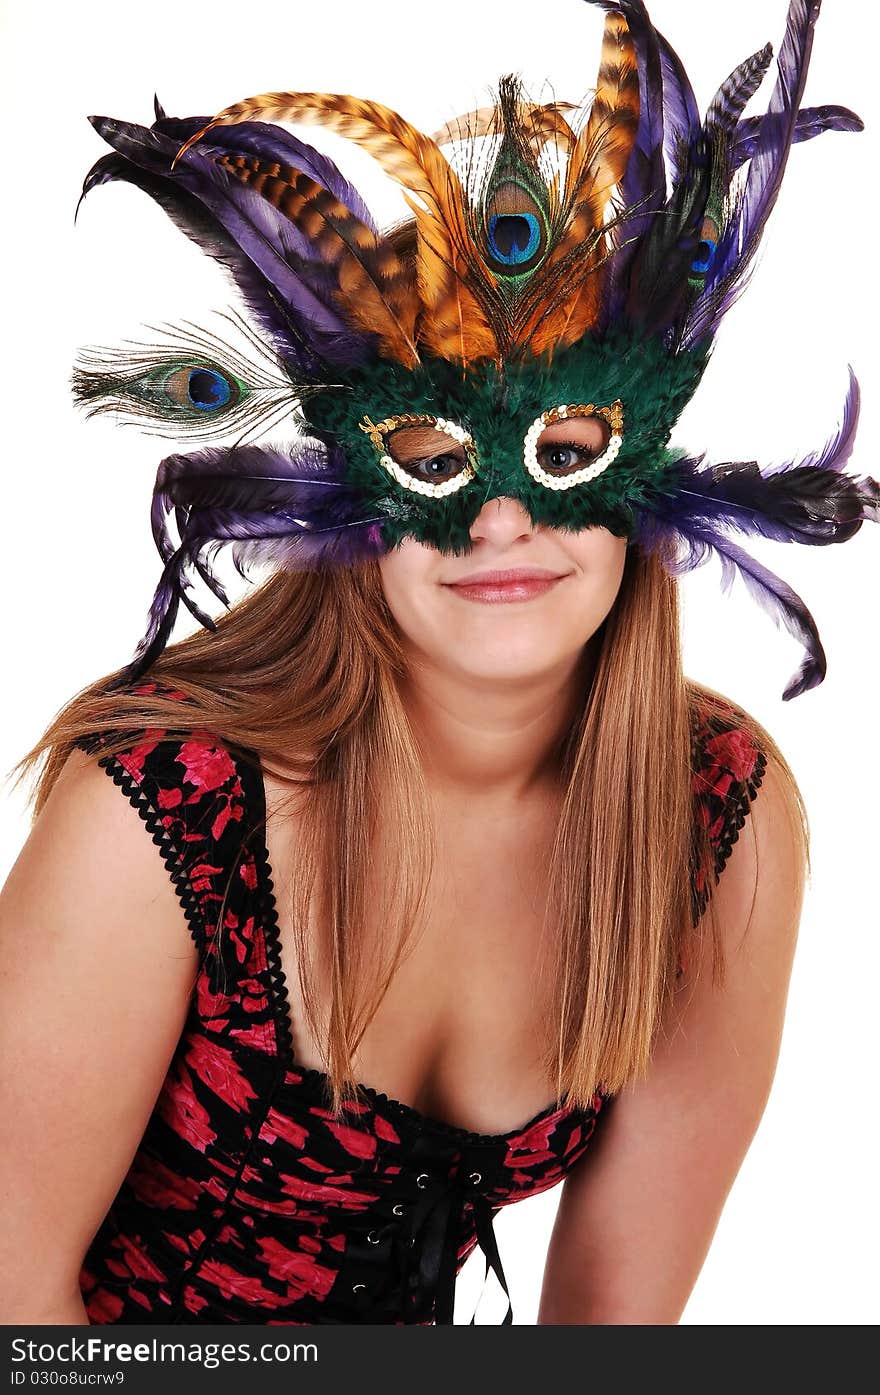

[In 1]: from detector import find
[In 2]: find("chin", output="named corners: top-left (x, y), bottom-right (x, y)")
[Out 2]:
top-left (445, 642), bottom-right (566, 683)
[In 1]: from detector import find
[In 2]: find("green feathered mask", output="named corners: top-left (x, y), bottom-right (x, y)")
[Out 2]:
top-left (73, 0), bottom-right (877, 699)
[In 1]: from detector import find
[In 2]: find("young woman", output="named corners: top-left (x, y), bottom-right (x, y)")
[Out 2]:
top-left (0, 0), bottom-right (874, 1326)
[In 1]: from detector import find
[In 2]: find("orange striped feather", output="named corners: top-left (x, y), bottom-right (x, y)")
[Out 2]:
top-left (567, 10), bottom-right (640, 203)
top-left (527, 9), bottom-right (639, 353)
top-left (218, 154), bottom-right (419, 365)
top-left (175, 91), bottom-right (498, 366)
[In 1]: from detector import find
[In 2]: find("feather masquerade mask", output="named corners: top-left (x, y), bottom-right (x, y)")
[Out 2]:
top-left (74, 0), bottom-right (878, 700)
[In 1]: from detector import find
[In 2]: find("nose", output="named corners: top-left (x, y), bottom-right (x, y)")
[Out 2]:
top-left (468, 494), bottom-right (537, 545)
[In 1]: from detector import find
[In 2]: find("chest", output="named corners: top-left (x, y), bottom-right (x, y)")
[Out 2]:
top-left (262, 770), bottom-right (562, 1135)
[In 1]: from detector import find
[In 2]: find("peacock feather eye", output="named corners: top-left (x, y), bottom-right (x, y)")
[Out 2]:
top-left (691, 237), bottom-right (717, 275)
top-left (484, 180), bottom-right (549, 276)
top-left (161, 364), bottom-right (238, 412)
top-left (476, 72), bottom-right (553, 284)
top-left (690, 215), bottom-right (720, 278)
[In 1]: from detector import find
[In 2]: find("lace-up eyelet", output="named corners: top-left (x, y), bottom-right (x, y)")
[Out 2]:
top-left (392, 1203), bottom-right (406, 1215)
top-left (416, 1172), bottom-right (431, 1188)
top-left (367, 1229), bottom-right (381, 1244)
top-left (352, 1282), bottom-right (367, 1293)
top-left (468, 1171), bottom-right (482, 1186)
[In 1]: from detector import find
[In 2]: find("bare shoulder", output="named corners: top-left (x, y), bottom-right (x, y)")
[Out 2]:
top-left (9, 741), bottom-right (202, 953)
top-left (707, 747), bottom-right (805, 964)
top-left (672, 749), bottom-right (806, 1108)
top-left (1, 738), bottom-right (201, 1038)
top-left (655, 742), bottom-right (805, 1105)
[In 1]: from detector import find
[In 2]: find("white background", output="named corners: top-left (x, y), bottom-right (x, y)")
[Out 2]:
top-left (0, 0), bottom-right (876, 1325)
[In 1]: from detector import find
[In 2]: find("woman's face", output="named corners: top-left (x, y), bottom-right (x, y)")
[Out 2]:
top-left (378, 418), bottom-right (629, 683)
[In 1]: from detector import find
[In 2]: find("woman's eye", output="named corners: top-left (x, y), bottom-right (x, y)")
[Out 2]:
top-left (405, 449), bottom-right (468, 482)
top-left (385, 423), bottom-right (471, 484)
top-left (537, 443), bottom-right (592, 474)
top-left (535, 416), bottom-right (612, 475)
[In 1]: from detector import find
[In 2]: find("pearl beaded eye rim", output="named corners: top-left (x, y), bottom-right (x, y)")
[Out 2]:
top-left (523, 400), bottom-right (625, 492)
top-left (358, 412), bottom-right (477, 498)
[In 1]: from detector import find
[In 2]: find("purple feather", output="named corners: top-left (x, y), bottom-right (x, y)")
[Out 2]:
top-left (80, 114), bottom-right (378, 372)
top-left (630, 369), bottom-right (879, 700)
top-left (151, 111), bottom-right (378, 232)
top-left (732, 103), bottom-right (864, 167)
top-left (656, 29), bottom-right (701, 183)
top-left (104, 552), bottom-right (191, 693)
top-left (586, 0), bottom-right (667, 328)
top-left (763, 367), bottom-right (862, 481)
top-left (728, 0), bottom-right (820, 243)
top-left (635, 508), bottom-right (827, 700)
top-left (645, 446), bottom-right (879, 549)
top-left (154, 438), bottom-right (390, 570)
top-left (641, 372), bottom-right (876, 545)
top-left (684, 1), bottom-right (823, 346)
top-left (107, 438), bottom-right (391, 690)
top-left (78, 152), bottom-right (325, 377)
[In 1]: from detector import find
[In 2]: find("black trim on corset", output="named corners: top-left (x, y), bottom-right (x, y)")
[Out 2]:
top-left (234, 747), bottom-right (298, 1069)
top-left (689, 736), bottom-right (769, 928)
top-left (714, 748), bottom-right (768, 881)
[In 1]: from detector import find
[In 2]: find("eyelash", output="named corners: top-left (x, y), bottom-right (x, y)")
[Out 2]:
top-left (410, 450), bottom-right (464, 467)
top-left (538, 439), bottom-right (601, 457)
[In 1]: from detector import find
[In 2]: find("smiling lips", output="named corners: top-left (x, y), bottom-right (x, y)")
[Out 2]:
top-left (443, 567), bottom-right (568, 603)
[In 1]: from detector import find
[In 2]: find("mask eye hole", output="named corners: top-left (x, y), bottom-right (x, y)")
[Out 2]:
top-left (388, 425), bottom-right (468, 481)
top-left (359, 414), bottom-right (477, 498)
top-left (535, 415), bottom-right (611, 476)
top-left (523, 402), bottom-right (624, 491)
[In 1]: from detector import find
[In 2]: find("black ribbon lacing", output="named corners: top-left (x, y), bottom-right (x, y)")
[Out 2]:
top-left (360, 1133), bottom-right (513, 1324)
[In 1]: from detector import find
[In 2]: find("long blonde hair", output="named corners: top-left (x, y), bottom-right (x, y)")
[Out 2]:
top-left (6, 539), bottom-right (809, 1119)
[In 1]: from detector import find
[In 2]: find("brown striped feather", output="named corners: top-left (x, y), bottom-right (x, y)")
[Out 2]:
top-left (526, 10), bottom-right (640, 352)
top-left (403, 195), bottom-right (498, 362)
top-left (175, 91), bottom-right (497, 366)
top-left (218, 154), bottom-right (419, 364)
top-left (567, 10), bottom-right (639, 199)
